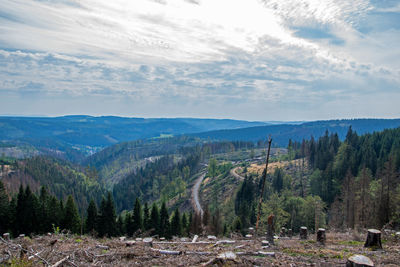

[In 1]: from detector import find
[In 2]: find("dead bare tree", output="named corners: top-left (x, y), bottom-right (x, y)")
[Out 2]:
top-left (255, 137), bottom-right (272, 236)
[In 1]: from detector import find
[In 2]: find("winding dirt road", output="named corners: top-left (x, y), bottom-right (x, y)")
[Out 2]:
top-left (191, 172), bottom-right (206, 216)
top-left (230, 166), bottom-right (245, 180)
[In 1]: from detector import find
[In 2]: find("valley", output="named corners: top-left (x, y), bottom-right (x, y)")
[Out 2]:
top-left (0, 117), bottom-right (400, 266)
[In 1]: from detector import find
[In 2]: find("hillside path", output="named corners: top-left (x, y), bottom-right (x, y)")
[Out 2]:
top-left (230, 167), bottom-right (245, 180)
top-left (191, 172), bottom-right (206, 216)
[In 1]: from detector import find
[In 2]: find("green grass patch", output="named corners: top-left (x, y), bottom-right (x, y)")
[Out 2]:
top-left (338, 240), bottom-right (363, 246)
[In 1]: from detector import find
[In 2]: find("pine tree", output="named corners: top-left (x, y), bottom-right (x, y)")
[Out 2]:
top-left (116, 214), bottom-right (125, 236)
top-left (98, 192), bottom-right (117, 237)
top-left (63, 195), bottom-right (81, 234)
top-left (181, 213), bottom-right (188, 236)
top-left (0, 181), bottom-right (10, 234)
top-left (85, 199), bottom-right (98, 234)
top-left (203, 206), bottom-right (210, 226)
top-left (132, 198), bottom-right (142, 234)
top-left (125, 212), bottom-right (134, 237)
top-left (159, 202), bottom-right (170, 238)
top-left (170, 208), bottom-right (181, 236)
top-left (97, 197), bottom-right (107, 237)
top-left (143, 202), bottom-right (150, 230)
top-left (38, 186), bottom-right (50, 234)
top-left (149, 203), bottom-right (160, 235)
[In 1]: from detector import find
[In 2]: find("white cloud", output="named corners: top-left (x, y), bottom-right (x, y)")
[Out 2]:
top-left (0, 0), bottom-right (399, 120)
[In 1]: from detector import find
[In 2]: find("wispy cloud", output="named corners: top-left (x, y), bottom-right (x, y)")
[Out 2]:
top-left (0, 0), bottom-right (399, 120)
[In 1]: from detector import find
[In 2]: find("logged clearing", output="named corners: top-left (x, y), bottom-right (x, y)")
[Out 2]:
top-left (247, 159), bottom-right (307, 176)
top-left (1, 231), bottom-right (399, 266)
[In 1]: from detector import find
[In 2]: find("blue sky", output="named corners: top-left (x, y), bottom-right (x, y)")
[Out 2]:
top-left (0, 0), bottom-right (399, 121)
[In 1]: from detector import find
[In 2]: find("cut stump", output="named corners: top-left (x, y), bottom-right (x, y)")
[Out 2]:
top-left (300, 226), bottom-right (308, 240)
top-left (346, 254), bottom-right (374, 267)
top-left (316, 228), bottom-right (326, 245)
top-left (364, 229), bottom-right (382, 249)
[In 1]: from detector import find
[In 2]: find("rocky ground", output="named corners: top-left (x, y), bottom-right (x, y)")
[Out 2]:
top-left (0, 231), bottom-right (399, 266)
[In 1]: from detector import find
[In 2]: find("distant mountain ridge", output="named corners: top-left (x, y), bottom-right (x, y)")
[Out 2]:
top-left (0, 116), bottom-right (267, 160)
top-left (191, 119), bottom-right (400, 146)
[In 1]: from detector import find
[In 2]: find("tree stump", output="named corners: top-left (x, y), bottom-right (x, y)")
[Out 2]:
top-left (346, 255), bottom-right (374, 267)
top-left (3, 233), bottom-right (10, 241)
top-left (300, 226), bottom-right (307, 240)
top-left (288, 229), bottom-right (293, 238)
top-left (364, 229), bottom-right (382, 249)
top-left (267, 214), bottom-right (275, 245)
top-left (280, 227), bottom-right (286, 237)
top-left (316, 228), bottom-right (326, 245)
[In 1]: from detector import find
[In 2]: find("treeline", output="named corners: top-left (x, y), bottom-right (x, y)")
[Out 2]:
top-left (288, 127), bottom-right (400, 228)
top-left (85, 197), bottom-right (196, 239)
top-left (0, 181), bottom-right (223, 239)
top-left (0, 183), bottom-right (82, 236)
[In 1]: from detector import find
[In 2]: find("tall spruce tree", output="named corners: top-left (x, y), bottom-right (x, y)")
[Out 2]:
top-left (98, 192), bottom-right (117, 237)
top-left (132, 198), bottom-right (142, 234)
top-left (0, 181), bottom-right (10, 234)
top-left (170, 208), bottom-right (181, 236)
top-left (143, 202), bottom-right (150, 230)
top-left (63, 195), bottom-right (81, 234)
top-left (149, 203), bottom-right (160, 235)
top-left (159, 202), bottom-right (170, 238)
top-left (85, 199), bottom-right (98, 234)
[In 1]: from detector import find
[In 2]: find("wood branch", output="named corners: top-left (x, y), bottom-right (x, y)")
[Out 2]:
top-left (0, 236), bottom-right (51, 266)
top-left (185, 251), bottom-right (214, 255)
top-left (150, 248), bottom-right (182, 255)
top-left (236, 251), bottom-right (275, 257)
top-left (51, 256), bottom-right (69, 267)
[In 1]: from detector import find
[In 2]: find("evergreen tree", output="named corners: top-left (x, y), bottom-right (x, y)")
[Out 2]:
top-left (272, 168), bottom-right (284, 193)
top-left (63, 195), bottom-right (81, 234)
top-left (202, 206), bottom-right (210, 226)
top-left (143, 202), bottom-right (150, 230)
top-left (149, 203), bottom-right (160, 235)
top-left (132, 198), bottom-right (142, 234)
top-left (181, 213), bottom-right (188, 236)
top-left (170, 208), bottom-right (181, 236)
top-left (159, 202), bottom-right (170, 238)
top-left (0, 181), bottom-right (10, 234)
top-left (85, 199), bottom-right (98, 234)
top-left (98, 192), bottom-right (117, 237)
top-left (124, 212), bottom-right (133, 236)
top-left (116, 214), bottom-right (125, 236)
top-left (38, 186), bottom-right (51, 234)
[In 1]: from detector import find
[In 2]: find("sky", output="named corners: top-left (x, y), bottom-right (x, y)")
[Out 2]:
top-left (0, 0), bottom-right (399, 121)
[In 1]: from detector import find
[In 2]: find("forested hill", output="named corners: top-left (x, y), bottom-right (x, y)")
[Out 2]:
top-left (191, 119), bottom-right (400, 146)
top-left (0, 116), bottom-right (266, 147)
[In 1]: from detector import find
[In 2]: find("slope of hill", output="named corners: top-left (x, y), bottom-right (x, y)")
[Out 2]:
top-left (191, 119), bottom-right (400, 146)
top-left (0, 156), bottom-right (104, 212)
top-left (0, 116), bottom-right (266, 161)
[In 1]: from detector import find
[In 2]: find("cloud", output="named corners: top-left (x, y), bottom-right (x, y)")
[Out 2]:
top-left (0, 0), bottom-right (399, 120)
